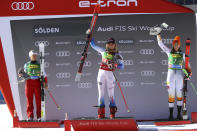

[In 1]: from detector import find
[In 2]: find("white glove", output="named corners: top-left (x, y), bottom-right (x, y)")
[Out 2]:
top-left (86, 29), bottom-right (91, 35)
top-left (150, 23), bottom-right (169, 36)
top-left (161, 22), bottom-right (168, 29)
top-left (150, 27), bottom-right (162, 35)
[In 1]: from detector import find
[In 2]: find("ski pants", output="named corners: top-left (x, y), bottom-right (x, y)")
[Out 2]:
top-left (166, 69), bottom-right (184, 108)
top-left (25, 79), bottom-right (41, 118)
top-left (97, 69), bottom-right (116, 108)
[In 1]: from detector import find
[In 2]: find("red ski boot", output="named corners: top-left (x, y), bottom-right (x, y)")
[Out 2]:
top-left (110, 107), bottom-right (117, 119)
top-left (98, 107), bottom-right (105, 119)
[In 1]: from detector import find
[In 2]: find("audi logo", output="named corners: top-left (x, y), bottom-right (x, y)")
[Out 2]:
top-left (56, 51), bottom-right (71, 57)
top-left (161, 60), bottom-right (168, 65)
top-left (162, 39), bottom-right (173, 44)
top-left (123, 60), bottom-right (134, 66)
top-left (35, 41), bottom-right (50, 47)
top-left (44, 62), bottom-right (50, 68)
top-left (78, 82), bottom-right (92, 88)
top-left (141, 71), bottom-right (155, 76)
top-left (11, 2), bottom-right (34, 10)
top-left (77, 61), bottom-right (92, 67)
top-left (56, 73), bottom-right (71, 79)
top-left (120, 81), bottom-right (135, 87)
top-left (139, 49), bottom-right (154, 55)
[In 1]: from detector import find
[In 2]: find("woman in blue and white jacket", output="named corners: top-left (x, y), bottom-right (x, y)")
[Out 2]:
top-left (90, 37), bottom-right (124, 119)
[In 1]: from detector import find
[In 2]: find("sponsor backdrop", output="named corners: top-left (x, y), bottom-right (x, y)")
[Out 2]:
top-left (11, 13), bottom-right (196, 120)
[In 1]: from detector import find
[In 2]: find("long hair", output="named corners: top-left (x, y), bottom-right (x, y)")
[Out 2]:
top-left (106, 37), bottom-right (118, 54)
top-left (171, 36), bottom-right (181, 53)
top-left (171, 48), bottom-right (181, 53)
top-left (106, 44), bottom-right (118, 54)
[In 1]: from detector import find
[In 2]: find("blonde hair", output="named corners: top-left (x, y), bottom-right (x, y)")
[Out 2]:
top-left (106, 43), bottom-right (118, 53)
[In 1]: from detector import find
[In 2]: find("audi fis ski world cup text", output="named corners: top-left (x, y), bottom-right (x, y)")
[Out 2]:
top-left (97, 25), bottom-right (175, 32)
top-left (79, 0), bottom-right (138, 7)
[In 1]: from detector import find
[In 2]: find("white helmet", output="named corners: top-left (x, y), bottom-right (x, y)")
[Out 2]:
top-left (29, 50), bottom-right (37, 57)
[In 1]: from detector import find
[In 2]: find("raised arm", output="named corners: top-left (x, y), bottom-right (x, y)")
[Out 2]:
top-left (157, 35), bottom-right (171, 54)
top-left (90, 39), bottom-right (105, 54)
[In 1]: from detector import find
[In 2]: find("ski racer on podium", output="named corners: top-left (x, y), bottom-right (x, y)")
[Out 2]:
top-left (18, 50), bottom-right (48, 121)
top-left (88, 29), bottom-right (124, 119)
top-left (157, 35), bottom-right (192, 120)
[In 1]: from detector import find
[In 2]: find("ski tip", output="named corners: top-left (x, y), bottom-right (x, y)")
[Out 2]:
top-left (95, 3), bottom-right (100, 8)
top-left (75, 72), bottom-right (82, 82)
top-left (95, 3), bottom-right (101, 12)
top-left (186, 38), bottom-right (191, 44)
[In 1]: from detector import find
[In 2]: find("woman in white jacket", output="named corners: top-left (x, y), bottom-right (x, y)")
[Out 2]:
top-left (157, 34), bottom-right (191, 120)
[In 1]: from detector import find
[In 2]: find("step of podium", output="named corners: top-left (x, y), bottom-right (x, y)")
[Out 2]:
top-left (65, 117), bottom-right (138, 131)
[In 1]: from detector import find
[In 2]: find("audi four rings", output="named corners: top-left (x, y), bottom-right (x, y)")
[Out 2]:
top-left (161, 60), bottom-right (168, 65)
top-left (56, 73), bottom-right (71, 79)
top-left (120, 81), bottom-right (135, 87)
top-left (139, 49), bottom-right (154, 55)
top-left (77, 61), bottom-right (92, 67)
top-left (123, 60), bottom-right (134, 65)
top-left (141, 71), bottom-right (155, 76)
top-left (35, 41), bottom-right (50, 47)
top-left (56, 51), bottom-right (71, 57)
top-left (78, 83), bottom-right (92, 88)
top-left (11, 2), bottom-right (34, 10)
top-left (162, 39), bottom-right (174, 44)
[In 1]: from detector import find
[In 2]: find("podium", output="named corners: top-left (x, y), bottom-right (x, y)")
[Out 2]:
top-left (65, 117), bottom-right (138, 131)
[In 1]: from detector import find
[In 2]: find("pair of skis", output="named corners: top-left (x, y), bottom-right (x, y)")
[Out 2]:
top-left (75, 3), bottom-right (100, 82)
top-left (182, 38), bottom-right (197, 120)
top-left (39, 43), bottom-right (61, 121)
top-left (39, 43), bottom-right (46, 121)
top-left (182, 38), bottom-right (190, 120)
